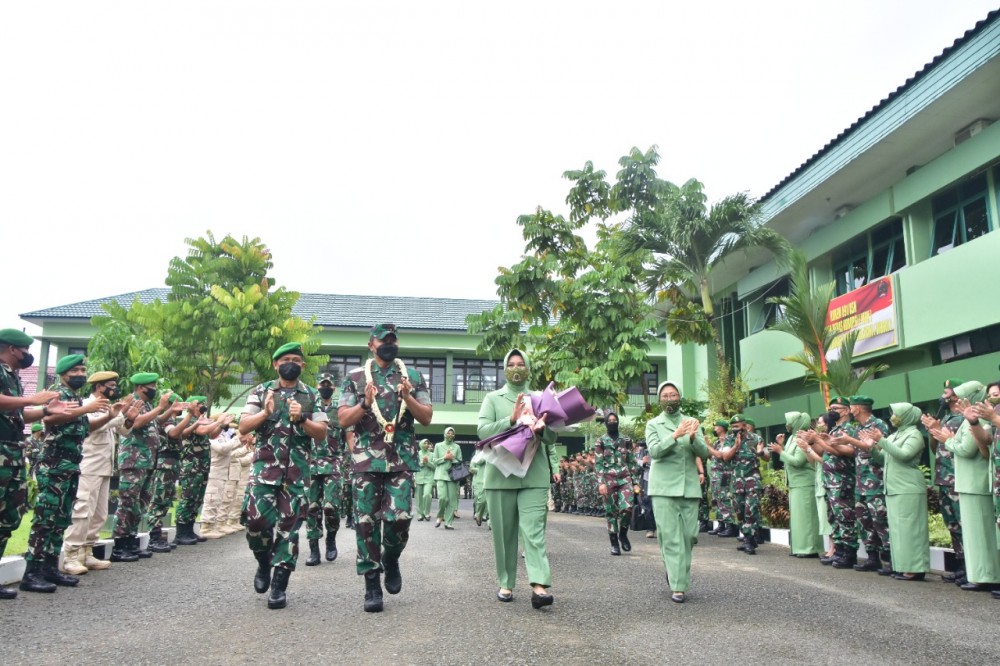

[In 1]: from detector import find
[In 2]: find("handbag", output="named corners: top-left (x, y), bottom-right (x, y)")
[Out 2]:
top-left (449, 461), bottom-right (471, 482)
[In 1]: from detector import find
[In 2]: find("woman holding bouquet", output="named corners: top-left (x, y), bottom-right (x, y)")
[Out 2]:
top-left (476, 349), bottom-right (561, 609)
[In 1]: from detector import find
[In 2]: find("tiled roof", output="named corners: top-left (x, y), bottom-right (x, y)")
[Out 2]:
top-left (760, 8), bottom-right (1000, 204)
top-left (21, 289), bottom-right (500, 332)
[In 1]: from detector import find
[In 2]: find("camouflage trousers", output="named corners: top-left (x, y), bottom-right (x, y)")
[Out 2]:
top-left (710, 471), bottom-right (733, 523)
top-left (113, 468), bottom-right (154, 537)
top-left (342, 469), bottom-right (355, 523)
top-left (855, 493), bottom-right (890, 557)
top-left (698, 475), bottom-right (710, 521)
top-left (26, 468), bottom-right (79, 563)
top-left (145, 463), bottom-right (179, 532)
top-left (826, 484), bottom-right (858, 550)
top-left (353, 471), bottom-right (412, 576)
top-left (0, 455), bottom-right (28, 557)
top-left (175, 454), bottom-right (209, 526)
top-left (306, 472), bottom-right (342, 540)
top-left (939, 486), bottom-right (964, 558)
top-left (731, 474), bottom-right (761, 537)
top-left (242, 479), bottom-right (307, 571)
top-left (603, 482), bottom-right (635, 533)
top-left (560, 479), bottom-right (574, 507)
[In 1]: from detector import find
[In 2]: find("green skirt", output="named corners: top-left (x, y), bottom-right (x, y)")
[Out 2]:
top-left (886, 493), bottom-right (930, 573)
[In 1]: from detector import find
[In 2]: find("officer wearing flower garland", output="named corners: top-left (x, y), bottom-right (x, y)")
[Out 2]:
top-left (240, 342), bottom-right (328, 610)
top-left (338, 324), bottom-right (433, 613)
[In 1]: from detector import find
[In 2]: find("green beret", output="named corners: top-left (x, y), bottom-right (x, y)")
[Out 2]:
top-left (370, 323), bottom-right (397, 340)
top-left (168, 394), bottom-right (181, 403)
top-left (0, 328), bottom-right (34, 347)
top-left (850, 395), bottom-right (874, 407)
top-left (130, 372), bottom-right (159, 385)
top-left (272, 342), bottom-right (303, 360)
top-left (944, 378), bottom-right (964, 389)
top-left (730, 414), bottom-right (746, 424)
top-left (316, 372), bottom-right (335, 385)
top-left (31, 423), bottom-right (43, 433)
top-left (829, 396), bottom-right (850, 407)
top-left (55, 354), bottom-right (86, 375)
top-left (714, 420), bottom-right (729, 429)
top-left (188, 395), bottom-right (207, 404)
top-left (744, 418), bottom-right (756, 427)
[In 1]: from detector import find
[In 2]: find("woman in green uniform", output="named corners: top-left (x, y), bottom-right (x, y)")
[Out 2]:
top-left (433, 427), bottom-right (462, 529)
top-left (645, 381), bottom-right (709, 603)
top-left (867, 402), bottom-right (929, 580)
top-left (767, 412), bottom-right (824, 557)
top-left (477, 349), bottom-right (560, 608)
top-left (414, 439), bottom-right (435, 521)
top-left (470, 450), bottom-right (489, 527)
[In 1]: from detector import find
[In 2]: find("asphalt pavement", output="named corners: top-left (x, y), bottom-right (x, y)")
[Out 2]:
top-left (3, 499), bottom-right (999, 665)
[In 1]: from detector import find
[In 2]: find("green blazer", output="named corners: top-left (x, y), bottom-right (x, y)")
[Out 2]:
top-left (945, 420), bottom-right (992, 495)
top-left (879, 426), bottom-right (927, 496)
top-left (644, 411), bottom-right (709, 499)
top-left (432, 440), bottom-right (463, 482)
top-left (780, 435), bottom-right (816, 489)
top-left (476, 384), bottom-right (558, 490)
top-left (414, 446), bottom-right (435, 484)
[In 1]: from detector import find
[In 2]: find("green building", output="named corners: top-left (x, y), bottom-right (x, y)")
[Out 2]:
top-left (666, 10), bottom-right (1000, 438)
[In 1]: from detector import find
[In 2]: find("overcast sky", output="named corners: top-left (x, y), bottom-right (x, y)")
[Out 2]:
top-left (2, 1), bottom-right (996, 352)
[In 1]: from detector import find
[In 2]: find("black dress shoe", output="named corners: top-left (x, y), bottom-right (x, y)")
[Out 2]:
top-left (794, 553), bottom-right (820, 559)
top-left (670, 592), bottom-right (685, 603)
top-left (0, 584), bottom-right (17, 600)
top-left (892, 572), bottom-right (925, 581)
top-left (496, 590), bottom-right (513, 602)
top-left (991, 589), bottom-right (1000, 600)
top-left (531, 591), bottom-right (554, 609)
top-left (961, 582), bottom-right (996, 591)
top-left (435, 519), bottom-right (442, 528)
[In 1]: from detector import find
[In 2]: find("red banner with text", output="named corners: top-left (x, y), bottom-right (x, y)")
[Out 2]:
top-left (826, 275), bottom-right (897, 360)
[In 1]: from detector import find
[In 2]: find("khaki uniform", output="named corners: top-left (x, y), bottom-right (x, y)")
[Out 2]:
top-left (200, 435), bottom-right (244, 527)
top-left (223, 444), bottom-right (251, 529)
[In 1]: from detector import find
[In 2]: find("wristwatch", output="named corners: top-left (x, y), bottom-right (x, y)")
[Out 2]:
top-left (360, 399), bottom-right (371, 411)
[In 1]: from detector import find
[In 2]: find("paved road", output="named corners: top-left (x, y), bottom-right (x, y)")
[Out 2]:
top-left (4, 500), bottom-right (1000, 665)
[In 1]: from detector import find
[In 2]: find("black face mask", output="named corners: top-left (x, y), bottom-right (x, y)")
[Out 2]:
top-left (16, 350), bottom-right (34, 369)
top-left (199, 404), bottom-right (208, 415)
top-left (278, 362), bottom-right (302, 381)
top-left (142, 387), bottom-right (157, 401)
top-left (318, 387), bottom-right (334, 400)
top-left (102, 386), bottom-right (121, 400)
top-left (67, 376), bottom-right (87, 390)
top-left (606, 422), bottom-right (619, 437)
top-left (375, 343), bottom-right (399, 363)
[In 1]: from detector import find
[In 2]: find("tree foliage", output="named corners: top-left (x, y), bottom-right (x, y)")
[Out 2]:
top-left (88, 299), bottom-right (172, 394)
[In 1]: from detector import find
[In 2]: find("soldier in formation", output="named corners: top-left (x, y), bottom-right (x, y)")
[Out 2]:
top-left (305, 373), bottom-right (345, 564)
top-left (594, 411), bottom-right (638, 556)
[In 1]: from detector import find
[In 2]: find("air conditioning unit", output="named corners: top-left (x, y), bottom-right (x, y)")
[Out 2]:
top-left (954, 119), bottom-right (992, 146)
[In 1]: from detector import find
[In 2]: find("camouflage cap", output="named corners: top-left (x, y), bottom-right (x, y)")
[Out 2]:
top-left (0, 328), bottom-right (33, 347)
top-left (944, 378), bottom-right (964, 389)
top-left (850, 395), bottom-right (874, 407)
top-left (370, 323), bottom-right (397, 340)
top-left (55, 354), bottom-right (86, 375)
top-left (31, 423), bottom-right (43, 433)
top-left (130, 372), bottom-right (159, 385)
top-left (272, 342), bottom-right (303, 361)
top-left (317, 372), bottom-right (335, 385)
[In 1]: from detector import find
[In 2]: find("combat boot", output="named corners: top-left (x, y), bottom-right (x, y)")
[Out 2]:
top-left (345, 515), bottom-right (354, 530)
top-left (42, 554), bottom-right (79, 586)
top-left (200, 522), bottom-right (223, 539)
top-left (83, 545), bottom-right (111, 570)
top-left (174, 523), bottom-right (199, 546)
top-left (364, 571), bottom-right (384, 612)
top-left (619, 526), bottom-right (631, 552)
top-left (698, 520), bottom-right (711, 533)
top-left (707, 522), bottom-right (722, 535)
top-left (609, 533), bottom-right (621, 556)
top-left (133, 535), bottom-right (153, 559)
top-left (148, 527), bottom-right (171, 553)
top-left (110, 537), bottom-right (138, 562)
top-left (227, 518), bottom-right (245, 533)
top-left (268, 566), bottom-right (290, 609)
top-left (743, 534), bottom-right (757, 555)
top-left (853, 550), bottom-right (879, 572)
top-left (877, 551), bottom-right (894, 576)
top-left (305, 539), bottom-right (321, 566)
top-left (61, 547), bottom-right (88, 576)
top-left (253, 551), bottom-right (272, 593)
top-left (820, 545), bottom-right (840, 566)
top-left (383, 555), bottom-right (402, 594)
top-left (325, 532), bottom-right (338, 562)
top-left (717, 523), bottom-right (739, 538)
top-left (832, 547), bottom-right (858, 569)
top-left (19, 559), bottom-right (56, 593)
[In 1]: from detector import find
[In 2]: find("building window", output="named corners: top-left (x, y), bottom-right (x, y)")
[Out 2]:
top-left (833, 218), bottom-right (905, 295)
top-left (751, 278), bottom-right (789, 333)
top-left (931, 173), bottom-right (992, 256)
top-left (452, 358), bottom-right (506, 404)
top-left (399, 357), bottom-right (446, 404)
top-left (322, 355), bottom-right (363, 388)
top-left (68, 346), bottom-right (87, 357)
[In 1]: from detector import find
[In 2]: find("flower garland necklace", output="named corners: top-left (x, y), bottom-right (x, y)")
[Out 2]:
top-left (364, 358), bottom-right (409, 443)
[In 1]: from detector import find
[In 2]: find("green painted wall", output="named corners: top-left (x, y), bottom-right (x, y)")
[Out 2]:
top-left (740, 330), bottom-right (805, 390)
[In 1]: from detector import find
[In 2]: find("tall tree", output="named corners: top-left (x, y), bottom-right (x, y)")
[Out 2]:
top-left (467, 162), bottom-right (658, 410)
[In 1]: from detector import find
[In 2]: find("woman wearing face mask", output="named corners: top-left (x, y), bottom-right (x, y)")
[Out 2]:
top-left (413, 439), bottom-right (435, 521)
top-left (477, 349), bottom-right (561, 608)
top-left (432, 428), bottom-right (462, 529)
top-left (863, 403), bottom-right (929, 581)
top-left (929, 380), bottom-right (1000, 592)
top-left (595, 411), bottom-right (638, 556)
top-left (645, 381), bottom-right (709, 603)
top-left (765, 412), bottom-right (824, 558)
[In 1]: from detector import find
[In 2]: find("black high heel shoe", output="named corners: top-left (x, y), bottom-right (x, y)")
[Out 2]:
top-left (530, 590), bottom-right (554, 609)
top-left (496, 589), bottom-right (513, 602)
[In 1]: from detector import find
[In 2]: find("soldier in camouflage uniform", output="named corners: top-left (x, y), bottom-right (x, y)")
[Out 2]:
top-left (341, 446), bottom-right (355, 529)
top-left (174, 397), bottom-right (230, 543)
top-left (240, 342), bottom-right (328, 610)
top-left (921, 378), bottom-right (965, 582)
top-left (813, 397), bottom-right (860, 569)
top-left (145, 397), bottom-right (194, 552)
top-left (338, 324), bottom-right (433, 613)
top-left (841, 395), bottom-right (892, 574)
top-left (696, 452), bottom-right (710, 532)
top-left (305, 373), bottom-right (345, 566)
top-left (26, 423), bottom-right (44, 478)
top-left (595, 412), bottom-right (638, 555)
top-left (712, 415), bottom-right (764, 554)
top-left (112, 373), bottom-right (173, 562)
top-left (708, 420), bottom-right (736, 536)
top-left (21, 355), bottom-right (109, 593)
top-left (0, 329), bottom-right (64, 599)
